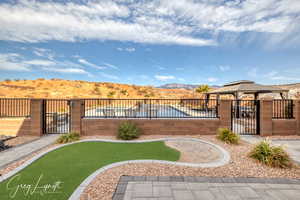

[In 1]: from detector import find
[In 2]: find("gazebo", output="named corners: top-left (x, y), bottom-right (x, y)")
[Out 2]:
top-left (205, 80), bottom-right (289, 100)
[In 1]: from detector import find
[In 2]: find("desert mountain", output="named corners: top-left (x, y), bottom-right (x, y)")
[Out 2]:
top-left (0, 79), bottom-right (202, 99)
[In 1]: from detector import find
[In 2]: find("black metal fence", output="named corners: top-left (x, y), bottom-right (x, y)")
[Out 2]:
top-left (231, 100), bottom-right (259, 135)
top-left (83, 99), bottom-right (219, 118)
top-left (0, 98), bottom-right (30, 118)
top-left (43, 99), bottom-right (71, 134)
top-left (273, 99), bottom-right (294, 119)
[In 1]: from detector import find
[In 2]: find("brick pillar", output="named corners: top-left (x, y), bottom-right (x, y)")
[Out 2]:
top-left (260, 100), bottom-right (273, 136)
top-left (70, 99), bottom-right (83, 134)
top-left (218, 100), bottom-right (231, 130)
top-left (30, 99), bottom-right (44, 136)
top-left (294, 100), bottom-right (300, 136)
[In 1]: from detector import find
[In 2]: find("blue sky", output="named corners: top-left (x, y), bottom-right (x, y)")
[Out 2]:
top-left (0, 0), bottom-right (300, 86)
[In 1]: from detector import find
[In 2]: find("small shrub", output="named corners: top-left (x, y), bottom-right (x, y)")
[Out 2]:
top-left (118, 121), bottom-right (141, 140)
top-left (56, 132), bottom-right (80, 144)
top-left (249, 139), bottom-right (292, 168)
top-left (217, 128), bottom-right (240, 144)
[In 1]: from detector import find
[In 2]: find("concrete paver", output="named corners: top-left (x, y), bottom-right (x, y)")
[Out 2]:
top-left (0, 134), bottom-right (59, 169)
top-left (114, 176), bottom-right (300, 200)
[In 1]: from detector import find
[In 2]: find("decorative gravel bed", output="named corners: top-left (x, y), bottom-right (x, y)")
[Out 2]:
top-left (165, 140), bottom-right (221, 163)
top-left (1, 135), bottom-right (299, 200)
top-left (80, 135), bottom-right (300, 200)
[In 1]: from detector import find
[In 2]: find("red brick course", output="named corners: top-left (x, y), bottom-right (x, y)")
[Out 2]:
top-left (71, 99), bottom-right (83, 133)
top-left (272, 119), bottom-right (297, 135)
top-left (30, 99), bottom-right (43, 136)
top-left (81, 118), bottom-right (220, 136)
top-left (260, 100), bottom-right (273, 136)
top-left (218, 100), bottom-right (231, 130)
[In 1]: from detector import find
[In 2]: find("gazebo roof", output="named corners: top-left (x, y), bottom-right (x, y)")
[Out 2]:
top-left (207, 80), bottom-right (288, 95)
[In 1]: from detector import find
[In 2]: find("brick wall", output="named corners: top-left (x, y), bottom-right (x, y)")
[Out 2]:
top-left (1, 99), bottom-right (300, 137)
top-left (81, 118), bottom-right (220, 136)
top-left (272, 119), bottom-right (297, 135)
top-left (0, 118), bottom-right (31, 136)
top-left (80, 100), bottom-right (234, 136)
top-left (260, 100), bottom-right (273, 136)
top-left (218, 100), bottom-right (231, 129)
top-left (260, 99), bottom-right (299, 136)
top-left (30, 99), bottom-right (43, 136)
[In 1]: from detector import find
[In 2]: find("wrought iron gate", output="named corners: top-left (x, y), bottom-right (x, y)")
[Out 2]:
top-left (43, 99), bottom-right (71, 134)
top-left (231, 100), bottom-right (260, 135)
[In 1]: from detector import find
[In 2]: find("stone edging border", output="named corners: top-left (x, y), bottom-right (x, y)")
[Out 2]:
top-left (0, 138), bottom-right (230, 200)
top-left (113, 176), bottom-right (300, 200)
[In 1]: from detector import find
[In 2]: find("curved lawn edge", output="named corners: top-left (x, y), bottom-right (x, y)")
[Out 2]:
top-left (0, 138), bottom-right (230, 199)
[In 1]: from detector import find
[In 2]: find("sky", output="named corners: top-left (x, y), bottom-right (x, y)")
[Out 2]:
top-left (0, 0), bottom-right (300, 86)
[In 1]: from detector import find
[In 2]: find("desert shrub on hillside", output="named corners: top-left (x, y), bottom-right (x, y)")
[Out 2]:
top-left (120, 89), bottom-right (128, 96)
top-left (93, 86), bottom-right (101, 95)
top-left (107, 91), bottom-right (116, 98)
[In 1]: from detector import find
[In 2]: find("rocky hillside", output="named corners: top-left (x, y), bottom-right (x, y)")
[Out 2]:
top-left (0, 79), bottom-right (202, 99)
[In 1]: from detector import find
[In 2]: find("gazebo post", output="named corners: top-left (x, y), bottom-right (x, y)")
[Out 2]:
top-left (205, 94), bottom-right (210, 110)
top-left (254, 93), bottom-right (259, 100)
top-left (236, 92), bottom-right (240, 118)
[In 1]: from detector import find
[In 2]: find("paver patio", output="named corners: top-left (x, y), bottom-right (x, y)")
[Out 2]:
top-left (113, 176), bottom-right (300, 200)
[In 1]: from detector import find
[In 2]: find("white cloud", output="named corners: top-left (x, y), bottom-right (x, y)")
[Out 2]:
top-left (219, 65), bottom-right (231, 72)
top-left (155, 65), bottom-right (165, 70)
top-left (125, 47), bottom-right (135, 52)
top-left (0, 52), bottom-right (91, 76)
top-left (117, 47), bottom-right (136, 52)
top-left (0, 53), bottom-right (29, 71)
top-left (42, 67), bottom-right (88, 74)
top-left (207, 77), bottom-right (218, 82)
top-left (24, 59), bottom-right (55, 66)
top-left (0, 0), bottom-right (299, 47)
top-left (102, 62), bottom-right (118, 69)
top-left (265, 70), bottom-right (300, 81)
top-left (99, 72), bottom-right (119, 80)
top-left (0, 1), bottom-right (214, 46)
top-left (32, 48), bottom-right (55, 60)
top-left (78, 59), bottom-right (105, 70)
top-left (155, 75), bottom-right (175, 81)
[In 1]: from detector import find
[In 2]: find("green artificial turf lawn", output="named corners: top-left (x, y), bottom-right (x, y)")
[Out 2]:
top-left (0, 141), bottom-right (179, 200)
